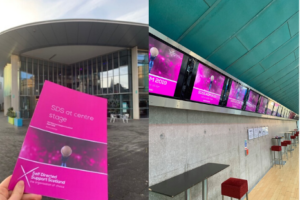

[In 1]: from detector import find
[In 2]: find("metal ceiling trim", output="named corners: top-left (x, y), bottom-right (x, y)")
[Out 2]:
top-left (149, 26), bottom-right (298, 114)
top-left (150, 95), bottom-right (297, 121)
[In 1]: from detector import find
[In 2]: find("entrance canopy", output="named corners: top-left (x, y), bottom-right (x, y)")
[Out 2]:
top-left (0, 19), bottom-right (148, 69)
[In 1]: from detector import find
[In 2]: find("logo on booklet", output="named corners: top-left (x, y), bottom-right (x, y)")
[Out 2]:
top-left (18, 165), bottom-right (39, 187)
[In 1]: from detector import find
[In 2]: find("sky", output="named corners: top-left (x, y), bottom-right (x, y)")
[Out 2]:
top-left (0, 0), bottom-right (148, 32)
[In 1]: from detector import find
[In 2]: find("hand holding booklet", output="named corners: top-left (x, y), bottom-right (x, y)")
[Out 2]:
top-left (9, 81), bottom-right (108, 200)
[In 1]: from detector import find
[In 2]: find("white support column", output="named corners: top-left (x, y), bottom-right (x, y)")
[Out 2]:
top-left (11, 55), bottom-right (20, 117)
top-left (131, 47), bottom-right (139, 119)
top-left (3, 64), bottom-right (12, 116)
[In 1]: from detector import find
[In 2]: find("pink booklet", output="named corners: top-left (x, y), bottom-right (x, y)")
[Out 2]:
top-left (9, 81), bottom-right (108, 200)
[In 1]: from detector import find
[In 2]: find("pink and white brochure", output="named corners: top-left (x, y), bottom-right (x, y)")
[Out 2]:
top-left (9, 81), bottom-right (108, 200)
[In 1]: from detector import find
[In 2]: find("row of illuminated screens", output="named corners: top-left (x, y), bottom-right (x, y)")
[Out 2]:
top-left (148, 35), bottom-right (298, 120)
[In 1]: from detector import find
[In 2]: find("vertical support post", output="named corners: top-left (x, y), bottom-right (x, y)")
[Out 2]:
top-left (202, 179), bottom-right (208, 200)
top-left (185, 188), bottom-right (190, 200)
top-left (11, 55), bottom-right (20, 117)
top-left (131, 46), bottom-right (139, 119)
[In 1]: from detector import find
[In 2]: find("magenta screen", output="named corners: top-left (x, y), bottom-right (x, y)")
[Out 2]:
top-left (190, 63), bottom-right (225, 105)
top-left (245, 90), bottom-right (259, 112)
top-left (149, 36), bottom-right (184, 97)
top-left (257, 97), bottom-right (268, 114)
top-left (226, 81), bottom-right (247, 110)
top-left (266, 101), bottom-right (274, 115)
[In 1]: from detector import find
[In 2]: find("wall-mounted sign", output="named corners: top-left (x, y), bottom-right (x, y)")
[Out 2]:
top-left (262, 127), bottom-right (266, 136)
top-left (248, 128), bottom-right (254, 140)
top-left (258, 127), bottom-right (263, 137)
top-left (254, 128), bottom-right (259, 138)
top-left (266, 127), bottom-right (269, 135)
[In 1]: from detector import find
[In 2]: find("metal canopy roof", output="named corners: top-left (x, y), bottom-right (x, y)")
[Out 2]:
top-left (150, 0), bottom-right (299, 113)
top-left (0, 19), bottom-right (148, 70)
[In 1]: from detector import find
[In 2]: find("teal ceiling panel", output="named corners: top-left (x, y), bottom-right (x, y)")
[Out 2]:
top-left (263, 70), bottom-right (299, 92)
top-left (149, 0), bottom-right (209, 41)
top-left (207, 37), bottom-right (247, 70)
top-left (288, 12), bottom-right (299, 36)
top-left (179, 0), bottom-right (272, 58)
top-left (272, 60), bottom-right (298, 81)
top-left (251, 52), bottom-right (295, 84)
top-left (260, 34), bottom-right (299, 70)
top-left (238, 64), bottom-right (265, 81)
top-left (226, 23), bottom-right (291, 77)
top-left (236, 0), bottom-right (298, 50)
top-left (295, 48), bottom-right (299, 58)
top-left (150, 0), bottom-right (299, 112)
top-left (204, 0), bottom-right (217, 6)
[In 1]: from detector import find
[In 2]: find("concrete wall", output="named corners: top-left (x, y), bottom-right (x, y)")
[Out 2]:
top-left (149, 106), bottom-right (297, 200)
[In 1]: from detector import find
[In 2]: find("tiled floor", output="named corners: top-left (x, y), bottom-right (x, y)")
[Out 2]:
top-left (0, 113), bottom-right (149, 200)
top-left (249, 144), bottom-right (299, 200)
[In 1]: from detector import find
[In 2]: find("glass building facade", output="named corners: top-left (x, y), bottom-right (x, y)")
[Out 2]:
top-left (19, 49), bottom-right (149, 119)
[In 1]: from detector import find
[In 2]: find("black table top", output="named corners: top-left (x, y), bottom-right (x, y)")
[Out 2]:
top-left (149, 163), bottom-right (229, 197)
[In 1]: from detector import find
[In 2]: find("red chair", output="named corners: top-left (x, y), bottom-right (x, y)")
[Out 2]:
top-left (291, 136), bottom-right (296, 147)
top-left (221, 178), bottom-right (248, 200)
top-left (271, 146), bottom-right (282, 168)
top-left (285, 140), bottom-right (293, 155)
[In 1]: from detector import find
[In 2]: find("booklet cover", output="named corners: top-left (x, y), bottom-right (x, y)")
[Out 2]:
top-left (9, 81), bottom-right (108, 200)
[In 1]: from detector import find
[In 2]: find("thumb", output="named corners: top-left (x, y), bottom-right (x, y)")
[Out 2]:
top-left (9, 181), bottom-right (24, 200)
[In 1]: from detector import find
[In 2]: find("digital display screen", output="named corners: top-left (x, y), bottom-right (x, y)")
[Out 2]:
top-left (266, 101), bottom-right (274, 115)
top-left (149, 36), bottom-right (184, 97)
top-left (277, 106), bottom-right (282, 117)
top-left (257, 97), bottom-right (268, 114)
top-left (226, 81), bottom-right (247, 109)
top-left (272, 103), bottom-right (279, 116)
top-left (289, 112), bottom-right (296, 119)
top-left (190, 63), bottom-right (226, 105)
top-left (245, 90), bottom-right (259, 112)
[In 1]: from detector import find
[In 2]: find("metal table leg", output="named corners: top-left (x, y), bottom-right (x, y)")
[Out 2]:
top-left (185, 188), bottom-right (190, 200)
top-left (202, 179), bottom-right (208, 200)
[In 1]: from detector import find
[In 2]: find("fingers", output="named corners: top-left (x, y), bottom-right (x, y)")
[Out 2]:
top-left (9, 181), bottom-right (24, 200)
top-left (0, 176), bottom-right (12, 200)
top-left (21, 194), bottom-right (42, 200)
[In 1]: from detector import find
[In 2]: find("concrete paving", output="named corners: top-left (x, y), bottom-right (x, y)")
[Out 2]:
top-left (0, 112), bottom-right (148, 200)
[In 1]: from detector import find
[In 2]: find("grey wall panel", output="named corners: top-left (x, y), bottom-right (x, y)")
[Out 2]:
top-left (149, 106), bottom-right (297, 200)
top-left (39, 24), bottom-right (58, 45)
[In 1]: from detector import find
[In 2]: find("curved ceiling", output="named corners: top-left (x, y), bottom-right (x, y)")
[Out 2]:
top-left (0, 19), bottom-right (148, 70)
top-left (150, 0), bottom-right (299, 113)
top-left (22, 45), bottom-right (125, 64)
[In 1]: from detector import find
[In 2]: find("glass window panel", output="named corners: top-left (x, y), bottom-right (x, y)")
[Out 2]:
top-left (107, 54), bottom-right (113, 77)
top-left (108, 77), bottom-right (113, 93)
top-left (96, 57), bottom-right (102, 94)
top-left (38, 60), bottom-right (44, 94)
top-left (33, 59), bottom-right (39, 95)
top-left (83, 61), bottom-right (87, 93)
top-left (49, 62), bottom-right (53, 83)
top-left (120, 75), bottom-right (129, 93)
top-left (20, 58), bottom-right (27, 95)
top-left (120, 66), bottom-right (128, 75)
top-left (119, 50), bottom-right (129, 66)
top-left (102, 56), bottom-right (108, 94)
top-left (66, 66), bottom-right (72, 89)
top-left (88, 60), bottom-right (92, 94)
top-left (57, 64), bottom-right (62, 85)
top-left (92, 58), bottom-right (97, 95)
top-left (44, 61), bottom-right (49, 82)
top-left (27, 59), bottom-right (33, 96)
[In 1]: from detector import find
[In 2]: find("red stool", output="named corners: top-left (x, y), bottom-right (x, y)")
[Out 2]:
top-left (285, 140), bottom-right (292, 155)
top-left (271, 146), bottom-right (282, 168)
top-left (281, 141), bottom-right (288, 160)
top-left (221, 178), bottom-right (248, 200)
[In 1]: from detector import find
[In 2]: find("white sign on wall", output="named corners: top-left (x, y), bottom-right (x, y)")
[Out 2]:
top-left (262, 127), bottom-right (266, 136)
top-left (258, 127), bottom-right (263, 137)
top-left (248, 128), bottom-right (254, 140)
top-left (266, 127), bottom-right (269, 135)
top-left (254, 128), bottom-right (259, 138)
